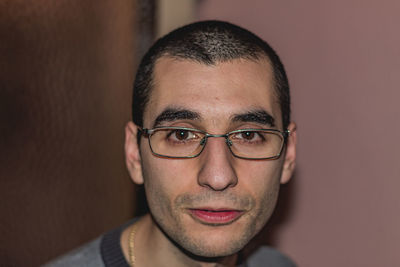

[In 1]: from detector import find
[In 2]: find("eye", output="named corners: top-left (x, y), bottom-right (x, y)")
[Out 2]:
top-left (241, 131), bottom-right (256, 140)
top-left (168, 129), bottom-right (198, 142)
top-left (175, 129), bottom-right (190, 140)
top-left (232, 130), bottom-right (265, 143)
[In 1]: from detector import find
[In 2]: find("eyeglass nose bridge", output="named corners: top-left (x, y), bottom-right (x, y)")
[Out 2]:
top-left (199, 133), bottom-right (233, 149)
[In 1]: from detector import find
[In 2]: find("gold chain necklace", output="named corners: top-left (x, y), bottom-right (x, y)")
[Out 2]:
top-left (128, 222), bottom-right (139, 266)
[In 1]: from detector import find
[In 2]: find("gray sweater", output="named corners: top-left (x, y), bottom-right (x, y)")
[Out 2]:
top-left (44, 221), bottom-right (296, 267)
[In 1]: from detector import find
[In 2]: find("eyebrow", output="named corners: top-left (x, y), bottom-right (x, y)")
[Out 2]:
top-left (153, 107), bottom-right (201, 127)
top-left (231, 109), bottom-right (276, 127)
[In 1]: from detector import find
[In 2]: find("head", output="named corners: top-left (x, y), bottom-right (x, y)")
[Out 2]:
top-left (132, 20), bottom-right (290, 131)
top-left (125, 20), bottom-right (296, 259)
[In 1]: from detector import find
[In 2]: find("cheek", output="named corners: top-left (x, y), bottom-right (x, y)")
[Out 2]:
top-left (142, 155), bottom-right (197, 190)
top-left (254, 175), bottom-right (281, 229)
top-left (236, 158), bottom-right (283, 192)
top-left (141, 152), bottom-right (197, 215)
top-left (236, 160), bottom-right (283, 229)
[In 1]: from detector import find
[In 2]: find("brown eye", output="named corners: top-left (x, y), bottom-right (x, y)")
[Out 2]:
top-left (231, 130), bottom-right (266, 144)
top-left (175, 130), bottom-right (189, 140)
top-left (241, 131), bottom-right (255, 140)
top-left (167, 129), bottom-right (198, 142)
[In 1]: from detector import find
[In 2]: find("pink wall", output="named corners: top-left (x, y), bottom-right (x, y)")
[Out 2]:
top-left (198, 1), bottom-right (400, 266)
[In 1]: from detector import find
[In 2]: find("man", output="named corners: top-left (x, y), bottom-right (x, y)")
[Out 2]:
top-left (45, 20), bottom-right (297, 267)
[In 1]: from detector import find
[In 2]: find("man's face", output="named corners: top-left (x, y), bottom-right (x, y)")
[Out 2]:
top-left (127, 57), bottom-right (295, 257)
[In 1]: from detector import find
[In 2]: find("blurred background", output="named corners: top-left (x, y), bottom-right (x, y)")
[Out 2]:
top-left (1, 0), bottom-right (399, 266)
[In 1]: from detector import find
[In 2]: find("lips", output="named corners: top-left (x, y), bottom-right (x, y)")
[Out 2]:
top-left (188, 208), bottom-right (244, 225)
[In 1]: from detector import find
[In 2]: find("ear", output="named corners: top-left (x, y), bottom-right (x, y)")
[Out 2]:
top-left (124, 121), bottom-right (144, 185)
top-left (280, 122), bottom-right (297, 184)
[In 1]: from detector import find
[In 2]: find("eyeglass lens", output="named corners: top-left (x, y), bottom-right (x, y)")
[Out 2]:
top-left (148, 128), bottom-right (284, 159)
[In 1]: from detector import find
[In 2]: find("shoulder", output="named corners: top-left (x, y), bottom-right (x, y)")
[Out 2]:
top-left (42, 219), bottom-right (136, 267)
top-left (246, 246), bottom-right (296, 267)
top-left (42, 237), bottom-right (104, 267)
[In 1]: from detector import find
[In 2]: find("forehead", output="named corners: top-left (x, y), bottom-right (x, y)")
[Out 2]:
top-left (144, 57), bottom-right (281, 129)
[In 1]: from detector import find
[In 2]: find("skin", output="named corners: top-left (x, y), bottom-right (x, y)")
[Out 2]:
top-left (123, 57), bottom-right (297, 267)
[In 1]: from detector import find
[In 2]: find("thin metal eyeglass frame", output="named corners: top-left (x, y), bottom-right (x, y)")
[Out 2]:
top-left (138, 126), bottom-right (290, 160)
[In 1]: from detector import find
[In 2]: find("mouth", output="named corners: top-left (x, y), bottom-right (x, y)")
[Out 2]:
top-left (188, 208), bottom-right (244, 226)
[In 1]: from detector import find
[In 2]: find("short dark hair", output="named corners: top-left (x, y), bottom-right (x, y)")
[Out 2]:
top-left (132, 20), bottom-right (290, 130)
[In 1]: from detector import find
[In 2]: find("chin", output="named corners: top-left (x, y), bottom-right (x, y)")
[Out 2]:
top-left (190, 246), bottom-right (242, 258)
top-left (181, 242), bottom-right (243, 258)
top-left (173, 229), bottom-right (251, 258)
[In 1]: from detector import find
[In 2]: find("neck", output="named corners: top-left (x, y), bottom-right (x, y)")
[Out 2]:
top-left (121, 214), bottom-right (239, 267)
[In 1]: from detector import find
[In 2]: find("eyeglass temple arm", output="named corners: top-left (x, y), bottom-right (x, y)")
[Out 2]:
top-left (283, 129), bottom-right (291, 141)
top-left (137, 127), bottom-right (150, 137)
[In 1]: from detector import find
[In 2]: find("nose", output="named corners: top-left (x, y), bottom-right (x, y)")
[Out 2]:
top-left (197, 137), bottom-right (238, 191)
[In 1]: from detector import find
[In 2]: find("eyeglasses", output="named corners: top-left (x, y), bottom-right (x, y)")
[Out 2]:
top-left (139, 126), bottom-right (290, 160)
